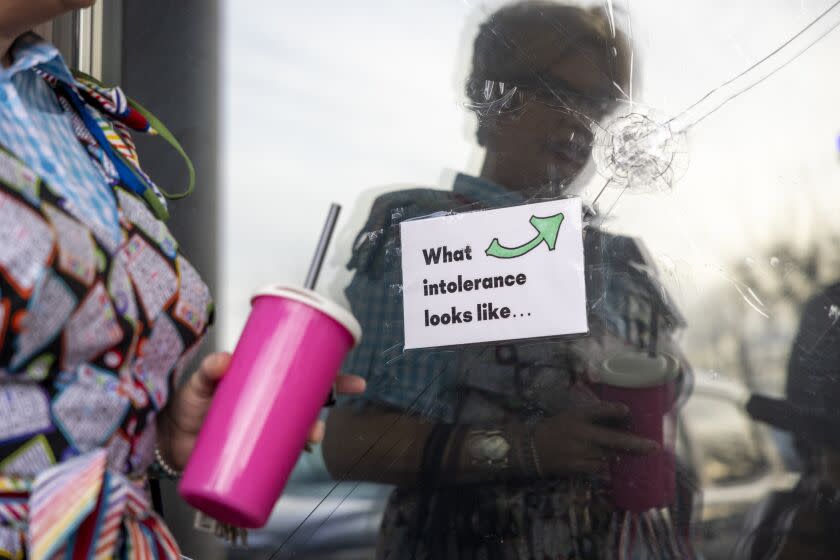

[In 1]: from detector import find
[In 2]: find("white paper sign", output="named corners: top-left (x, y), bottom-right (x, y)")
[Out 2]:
top-left (400, 198), bottom-right (588, 349)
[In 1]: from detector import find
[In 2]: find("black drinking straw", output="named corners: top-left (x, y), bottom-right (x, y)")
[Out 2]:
top-left (304, 203), bottom-right (341, 290)
top-left (305, 203), bottom-right (342, 408)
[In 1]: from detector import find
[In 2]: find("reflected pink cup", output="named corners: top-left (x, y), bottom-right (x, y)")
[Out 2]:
top-left (594, 352), bottom-right (679, 512)
top-left (178, 286), bottom-right (362, 528)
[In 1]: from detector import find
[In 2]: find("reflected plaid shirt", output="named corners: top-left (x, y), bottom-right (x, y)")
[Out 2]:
top-left (342, 175), bottom-right (526, 421)
top-left (341, 175), bottom-right (686, 422)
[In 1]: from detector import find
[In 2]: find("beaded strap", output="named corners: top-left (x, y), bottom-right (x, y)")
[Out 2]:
top-left (152, 446), bottom-right (182, 479)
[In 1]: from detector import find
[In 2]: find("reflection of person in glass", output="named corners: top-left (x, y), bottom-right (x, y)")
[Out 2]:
top-left (325, 2), bottom-right (695, 558)
top-left (740, 283), bottom-right (840, 559)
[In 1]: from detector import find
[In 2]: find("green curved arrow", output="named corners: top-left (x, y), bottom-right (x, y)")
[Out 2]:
top-left (485, 213), bottom-right (565, 259)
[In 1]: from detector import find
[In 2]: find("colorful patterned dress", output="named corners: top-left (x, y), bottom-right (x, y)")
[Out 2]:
top-left (0, 35), bottom-right (212, 559)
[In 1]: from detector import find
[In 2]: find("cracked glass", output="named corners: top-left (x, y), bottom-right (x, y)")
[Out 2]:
top-left (220, 1), bottom-right (840, 558)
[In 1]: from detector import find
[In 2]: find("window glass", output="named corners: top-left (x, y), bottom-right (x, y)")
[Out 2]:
top-left (682, 394), bottom-right (769, 486)
top-left (217, 2), bottom-right (840, 559)
top-left (45, 1), bottom-right (837, 558)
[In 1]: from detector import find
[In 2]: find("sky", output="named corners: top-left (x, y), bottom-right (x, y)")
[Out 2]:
top-left (220, 0), bottom-right (840, 350)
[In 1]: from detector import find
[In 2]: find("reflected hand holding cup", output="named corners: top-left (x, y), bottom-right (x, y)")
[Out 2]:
top-left (306, 373), bottom-right (366, 444)
top-left (591, 352), bottom-right (681, 512)
top-left (533, 400), bottom-right (660, 476)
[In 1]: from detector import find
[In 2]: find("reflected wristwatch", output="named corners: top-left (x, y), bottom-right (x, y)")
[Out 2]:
top-left (466, 429), bottom-right (512, 468)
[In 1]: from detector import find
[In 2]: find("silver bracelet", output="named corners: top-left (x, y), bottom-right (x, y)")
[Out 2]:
top-left (154, 445), bottom-right (183, 478)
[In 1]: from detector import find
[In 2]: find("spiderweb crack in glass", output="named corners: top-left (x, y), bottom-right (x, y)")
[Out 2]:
top-left (269, 2), bottom-right (840, 557)
top-left (592, 113), bottom-right (688, 193)
top-left (592, 0), bottom-right (840, 194)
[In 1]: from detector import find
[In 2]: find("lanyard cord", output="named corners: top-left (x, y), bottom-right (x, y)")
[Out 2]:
top-left (72, 69), bottom-right (196, 201)
top-left (54, 80), bottom-right (171, 220)
top-left (40, 68), bottom-right (198, 221)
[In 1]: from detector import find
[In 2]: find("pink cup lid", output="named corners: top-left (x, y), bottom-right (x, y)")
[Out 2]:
top-left (252, 285), bottom-right (363, 347)
top-left (597, 352), bottom-right (680, 388)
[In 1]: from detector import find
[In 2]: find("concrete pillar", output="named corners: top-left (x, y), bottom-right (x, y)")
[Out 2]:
top-left (121, 2), bottom-right (224, 558)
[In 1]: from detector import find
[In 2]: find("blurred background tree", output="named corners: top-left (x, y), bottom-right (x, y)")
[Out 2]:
top-left (684, 233), bottom-right (840, 395)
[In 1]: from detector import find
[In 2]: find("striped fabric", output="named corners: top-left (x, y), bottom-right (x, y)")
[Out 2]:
top-left (89, 106), bottom-right (139, 169)
top-left (93, 473), bottom-right (128, 560)
top-left (125, 521), bottom-right (147, 559)
top-left (78, 81), bottom-right (130, 119)
top-left (0, 498), bottom-right (28, 525)
top-left (67, 73), bottom-right (170, 216)
top-left (0, 476), bottom-right (29, 493)
top-left (0, 449), bottom-right (181, 560)
top-left (28, 450), bottom-right (106, 559)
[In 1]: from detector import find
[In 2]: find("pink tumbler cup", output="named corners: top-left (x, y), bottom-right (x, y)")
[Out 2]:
top-left (178, 285), bottom-right (362, 528)
top-left (594, 352), bottom-right (679, 513)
